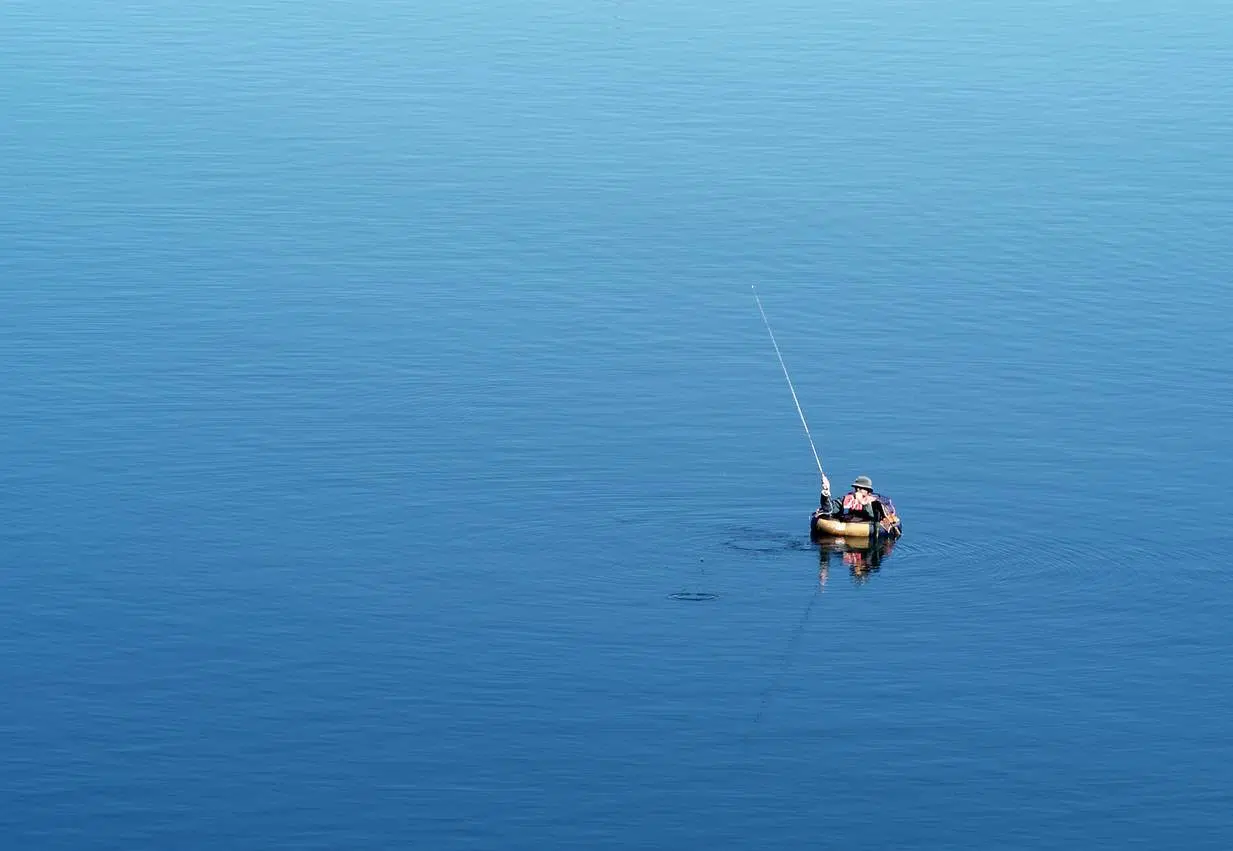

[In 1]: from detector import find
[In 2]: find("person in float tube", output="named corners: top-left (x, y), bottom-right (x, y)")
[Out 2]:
top-left (817, 474), bottom-right (900, 534)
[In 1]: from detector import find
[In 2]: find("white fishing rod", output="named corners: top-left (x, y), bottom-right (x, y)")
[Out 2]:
top-left (752, 286), bottom-right (825, 480)
top-left (745, 285), bottom-right (827, 744)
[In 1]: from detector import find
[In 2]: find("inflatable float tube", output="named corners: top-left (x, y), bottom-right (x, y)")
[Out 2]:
top-left (811, 510), bottom-right (901, 541)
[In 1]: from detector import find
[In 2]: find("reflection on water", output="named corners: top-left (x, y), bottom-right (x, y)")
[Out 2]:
top-left (816, 536), bottom-right (899, 586)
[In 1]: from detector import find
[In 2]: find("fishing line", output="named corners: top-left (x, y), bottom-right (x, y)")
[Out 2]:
top-left (743, 580), bottom-right (823, 743)
top-left (751, 286), bottom-right (824, 477)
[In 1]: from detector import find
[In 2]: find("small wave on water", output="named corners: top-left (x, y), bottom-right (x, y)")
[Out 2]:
top-left (681, 517), bottom-right (1227, 596)
top-left (693, 513), bottom-right (1228, 587)
top-left (880, 527), bottom-right (1232, 590)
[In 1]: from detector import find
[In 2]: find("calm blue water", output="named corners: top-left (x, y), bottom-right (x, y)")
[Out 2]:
top-left (4, 2), bottom-right (1233, 848)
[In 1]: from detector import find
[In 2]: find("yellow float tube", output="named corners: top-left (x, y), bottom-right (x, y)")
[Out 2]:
top-left (810, 509), bottom-right (902, 541)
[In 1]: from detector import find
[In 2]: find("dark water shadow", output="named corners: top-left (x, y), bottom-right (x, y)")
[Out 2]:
top-left (722, 525), bottom-right (819, 556)
top-left (688, 520), bottom-right (911, 604)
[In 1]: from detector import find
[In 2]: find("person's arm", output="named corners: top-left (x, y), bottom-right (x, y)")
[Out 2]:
top-left (818, 494), bottom-right (842, 514)
top-left (818, 474), bottom-right (840, 514)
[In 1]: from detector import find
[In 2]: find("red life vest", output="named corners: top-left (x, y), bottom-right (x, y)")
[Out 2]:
top-left (842, 492), bottom-right (873, 513)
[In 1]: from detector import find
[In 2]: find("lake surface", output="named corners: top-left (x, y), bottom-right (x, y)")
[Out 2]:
top-left (3, 1), bottom-right (1232, 848)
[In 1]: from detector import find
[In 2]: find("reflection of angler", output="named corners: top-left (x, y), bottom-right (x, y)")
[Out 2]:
top-left (817, 535), bottom-right (898, 582)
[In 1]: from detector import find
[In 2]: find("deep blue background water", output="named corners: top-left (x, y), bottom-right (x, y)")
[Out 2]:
top-left (3, 2), bottom-right (1232, 848)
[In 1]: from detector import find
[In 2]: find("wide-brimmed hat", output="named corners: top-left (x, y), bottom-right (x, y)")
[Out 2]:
top-left (851, 475), bottom-right (874, 491)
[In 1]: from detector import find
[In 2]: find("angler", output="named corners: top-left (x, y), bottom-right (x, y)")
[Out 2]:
top-left (812, 474), bottom-right (902, 541)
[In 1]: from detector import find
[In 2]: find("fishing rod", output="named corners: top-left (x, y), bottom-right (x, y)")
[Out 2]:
top-left (752, 286), bottom-right (825, 479)
top-left (742, 287), bottom-right (829, 744)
